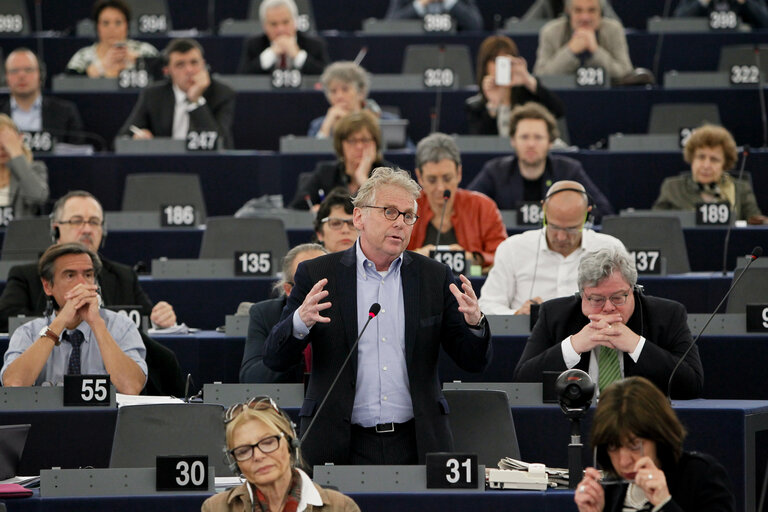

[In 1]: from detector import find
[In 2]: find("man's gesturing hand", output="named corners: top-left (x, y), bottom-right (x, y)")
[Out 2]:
top-left (298, 278), bottom-right (332, 329)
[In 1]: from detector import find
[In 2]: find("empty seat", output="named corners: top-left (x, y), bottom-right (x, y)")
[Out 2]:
top-left (402, 45), bottom-right (473, 88)
top-left (726, 260), bottom-right (768, 313)
top-left (109, 403), bottom-right (228, 475)
top-left (718, 45), bottom-right (768, 73)
top-left (121, 173), bottom-right (207, 224)
top-left (443, 389), bottom-right (520, 468)
top-left (601, 215), bottom-right (691, 274)
top-left (0, 217), bottom-right (51, 261)
top-left (199, 216), bottom-right (289, 267)
top-left (648, 103), bottom-right (721, 134)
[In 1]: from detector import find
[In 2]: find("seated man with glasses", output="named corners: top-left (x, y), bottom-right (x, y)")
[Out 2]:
top-left (0, 190), bottom-right (178, 331)
top-left (513, 246), bottom-right (703, 399)
top-left (480, 180), bottom-right (623, 315)
top-left (312, 188), bottom-right (357, 253)
top-left (264, 167), bottom-right (491, 467)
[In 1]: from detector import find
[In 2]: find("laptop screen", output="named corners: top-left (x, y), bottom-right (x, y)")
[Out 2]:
top-left (0, 424), bottom-right (31, 480)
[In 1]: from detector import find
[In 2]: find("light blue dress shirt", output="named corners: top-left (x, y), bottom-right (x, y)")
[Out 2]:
top-left (10, 95), bottom-right (42, 132)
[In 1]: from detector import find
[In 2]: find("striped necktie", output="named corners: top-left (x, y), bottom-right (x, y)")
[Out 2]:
top-left (64, 330), bottom-right (85, 375)
top-left (598, 346), bottom-right (621, 393)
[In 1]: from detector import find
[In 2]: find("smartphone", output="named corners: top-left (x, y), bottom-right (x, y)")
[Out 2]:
top-left (495, 56), bottom-right (512, 86)
top-left (113, 41), bottom-right (127, 49)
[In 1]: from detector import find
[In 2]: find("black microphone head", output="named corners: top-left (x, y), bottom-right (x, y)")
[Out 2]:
top-left (369, 303), bottom-right (381, 317)
top-left (752, 246), bottom-right (763, 259)
top-left (442, 189), bottom-right (451, 200)
top-left (742, 144), bottom-right (750, 154)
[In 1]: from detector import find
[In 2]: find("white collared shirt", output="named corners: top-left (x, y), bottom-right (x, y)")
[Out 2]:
top-left (479, 228), bottom-right (625, 314)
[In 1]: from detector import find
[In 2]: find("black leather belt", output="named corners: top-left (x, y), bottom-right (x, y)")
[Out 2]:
top-left (353, 419), bottom-right (414, 434)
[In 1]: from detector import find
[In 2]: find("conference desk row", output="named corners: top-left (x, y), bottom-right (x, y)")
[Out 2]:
top-left (0, 272), bottom-right (741, 329)
top-left (41, 82), bottom-right (768, 151)
top-left (1, 330), bottom-right (765, 399)
top-left (2, 489), bottom-right (578, 512)
top-left (1, 397), bottom-right (765, 512)
top-left (36, 149), bottom-right (768, 223)
top-left (30, 0), bottom-right (702, 34)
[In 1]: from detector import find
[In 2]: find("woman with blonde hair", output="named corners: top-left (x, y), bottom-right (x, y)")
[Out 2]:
top-left (0, 114), bottom-right (49, 219)
top-left (202, 396), bottom-right (359, 512)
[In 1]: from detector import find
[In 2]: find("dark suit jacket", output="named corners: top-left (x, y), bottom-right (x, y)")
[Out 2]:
top-left (467, 154), bottom-right (614, 223)
top-left (385, 0), bottom-right (484, 30)
top-left (513, 292), bottom-right (704, 399)
top-left (263, 246), bottom-right (492, 466)
top-left (0, 95), bottom-right (85, 144)
top-left (0, 258), bottom-right (153, 332)
top-left (603, 452), bottom-right (735, 512)
top-left (117, 79), bottom-right (236, 149)
top-left (238, 32), bottom-right (330, 75)
top-left (289, 158), bottom-right (394, 210)
top-left (240, 296), bottom-right (305, 383)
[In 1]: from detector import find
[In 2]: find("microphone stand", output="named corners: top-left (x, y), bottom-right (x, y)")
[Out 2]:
top-left (721, 146), bottom-right (748, 275)
top-left (667, 247), bottom-right (762, 399)
top-left (299, 304), bottom-right (381, 445)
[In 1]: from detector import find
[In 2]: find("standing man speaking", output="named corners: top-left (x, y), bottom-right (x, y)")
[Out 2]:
top-left (265, 167), bottom-right (491, 467)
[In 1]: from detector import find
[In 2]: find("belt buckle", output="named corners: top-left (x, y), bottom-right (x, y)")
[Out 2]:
top-left (375, 422), bottom-right (395, 433)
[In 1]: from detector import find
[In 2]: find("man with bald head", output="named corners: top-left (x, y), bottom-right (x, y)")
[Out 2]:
top-left (1, 48), bottom-right (84, 144)
top-left (479, 180), bottom-right (624, 315)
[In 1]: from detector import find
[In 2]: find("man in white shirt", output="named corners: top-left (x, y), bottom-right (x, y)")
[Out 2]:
top-left (479, 180), bottom-right (624, 315)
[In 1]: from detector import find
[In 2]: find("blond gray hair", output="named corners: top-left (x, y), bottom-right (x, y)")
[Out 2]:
top-left (353, 167), bottom-right (421, 212)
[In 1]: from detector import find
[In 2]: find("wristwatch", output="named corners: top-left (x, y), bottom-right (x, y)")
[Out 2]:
top-left (469, 313), bottom-right (486, 329)
top-left (38, 326), bottom-right (61, 346)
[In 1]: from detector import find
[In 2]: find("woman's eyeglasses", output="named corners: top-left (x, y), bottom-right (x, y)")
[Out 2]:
top-left (229, 432), bottom-right (284, 461)
top-left (321, 217), bottom-right (355, 230)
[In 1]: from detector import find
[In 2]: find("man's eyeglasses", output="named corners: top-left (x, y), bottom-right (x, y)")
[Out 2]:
top-left (361, 205), bottom-right (419, 225)
top-left (583, 292), bottom-right (630, 308)
top-left (57, 217), bottom-right (103, 228)
top-left (229, 432), bottom-right (284, 461)
top-left (224, 396), bottom-right (281, 424)
top-left (321, 217), bottom-right (355, 230)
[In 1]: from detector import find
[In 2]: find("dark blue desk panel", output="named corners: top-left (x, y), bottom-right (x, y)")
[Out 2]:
top-left (439, 334), bottom-right (768, 400)
top-left (0, 489), bottom-right (578, 512)
top-left (2, 400), bottom-right (764, 511)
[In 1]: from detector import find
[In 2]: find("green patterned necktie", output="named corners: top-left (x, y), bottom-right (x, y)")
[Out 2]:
top-left (598, 346), bottom-right (621, 393)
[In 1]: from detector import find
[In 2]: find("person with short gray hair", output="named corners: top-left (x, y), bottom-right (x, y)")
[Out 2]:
top-left (308, 61), bottom-right (402, 139)
top-left (240, 243), bottom-right (327, 384)
top-left (264, 166), bottom-right (491, 467)
top-left (408, 133), bottom-right (507, 270)
top-left (239, 0), bottom-right (329, 75)
top-left (514, 245), bottom-right (703, 399)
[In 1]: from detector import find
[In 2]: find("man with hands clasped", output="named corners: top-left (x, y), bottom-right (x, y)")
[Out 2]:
top-left (514, 247), bottom-right (703, 399)
top-left (264, 167), bottom-right (491, 467)
top-left (1, 243), bottom-right (146, 394)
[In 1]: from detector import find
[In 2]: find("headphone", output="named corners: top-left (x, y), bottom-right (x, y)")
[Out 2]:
top-left (540, 186), bottom-right (594, 228)
top-left (223, 403), bottom-right (300, 476)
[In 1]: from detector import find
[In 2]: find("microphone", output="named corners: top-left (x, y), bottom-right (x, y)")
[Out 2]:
top-left (183, 373), bottom-right (193, 402)
top-left (755, 46), bottom-right (768, 148)
top-left (353, 46), bottom-right (368, 66)
top-left (433, 189), bottom-right (451, 249)
top-left (303, 194), bottom-right (314, 211)
top-left (721, 145), bottom-right (748, 275)
top-left (299, 303), bottom-right (381, 445)
top-left (667, 246), bottom-right (762, 399)
top-left (430, 45), bottom-right (446, 133)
